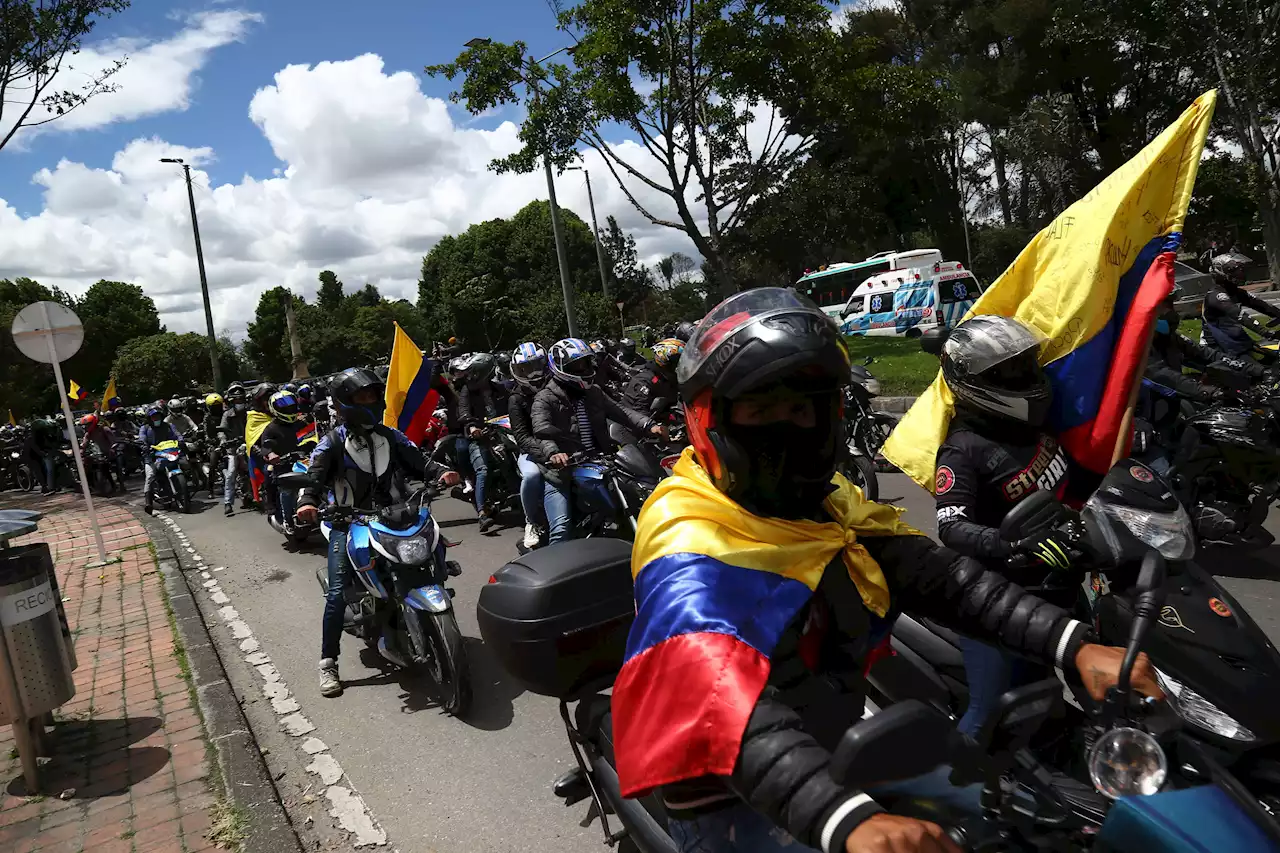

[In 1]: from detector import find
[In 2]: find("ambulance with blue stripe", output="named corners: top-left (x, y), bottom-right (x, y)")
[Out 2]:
top-left (796, 249), bottom-right (984, 337)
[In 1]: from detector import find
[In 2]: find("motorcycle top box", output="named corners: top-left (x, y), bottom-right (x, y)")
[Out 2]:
top-left (477, 538), bottom-right (635, 699)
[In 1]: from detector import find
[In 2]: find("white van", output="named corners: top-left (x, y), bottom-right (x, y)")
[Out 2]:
top-left (796, 251), bottom-right (983, 337)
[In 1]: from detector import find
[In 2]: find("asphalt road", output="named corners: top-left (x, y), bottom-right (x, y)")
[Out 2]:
top-left (163, 470), bottom-right (1280, 853)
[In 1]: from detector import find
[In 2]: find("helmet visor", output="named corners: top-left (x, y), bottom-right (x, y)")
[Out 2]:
top-left (680, 288), bottom-right (827, 385)
top-left (511, 357), bottom-right (548, 383)
top-left (559, 353), bottom-right (597, 379)
top-left (945, 318), bottom-right (1046, 376)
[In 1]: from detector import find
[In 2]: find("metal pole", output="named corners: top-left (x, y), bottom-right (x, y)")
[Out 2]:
top-left (582, 170), bottom-right (611, 299)
top-left (179, 164), bottom-right (223, 391)
top-left (40, 304), bottom-right (108, 565)
top-left (528, 57), bottom-right (577, 338)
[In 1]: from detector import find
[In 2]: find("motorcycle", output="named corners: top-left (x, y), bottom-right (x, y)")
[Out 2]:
top-left (82, 442), bottom-right (118, 496)
top-left (149, 439), bottom-right (192, 513)
top-left (869, 457), bottom-right (1280, 810)
top-left (436, 417), bottom-right (521, 520)
top-left (265, 452), bottom-right (318, 543)
top-left (841, 357), bottom-right (895, 501)
top-left (478, 536), bottom-right (1280, 852)
top-left (279, 474), bottom-right (472, 715)
top-left (1, 445), bottom-right (37, 492)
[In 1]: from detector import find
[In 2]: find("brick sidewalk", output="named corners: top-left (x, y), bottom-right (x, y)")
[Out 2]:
top-left (0, 493), bottom-right (225, 853)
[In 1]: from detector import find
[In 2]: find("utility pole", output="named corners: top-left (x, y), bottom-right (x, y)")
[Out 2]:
top-left (570, 166), bottom-right (611, 299)
top-left (282, 293), bottom-right (310, 379)
top-left (161, 158), bottom-right (222, 391)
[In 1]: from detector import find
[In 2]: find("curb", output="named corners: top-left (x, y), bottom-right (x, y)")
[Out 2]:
top-left (872, 396), bottom-right (917, 414)
top-left (134, 508), bottom-right (306, 853)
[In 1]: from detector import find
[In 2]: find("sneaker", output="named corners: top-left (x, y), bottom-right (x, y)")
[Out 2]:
top-left (224, 504), bottom-right (234, 517)
top-left (462, 480), bottom-right (475, 497)
top-left (523, 523), bottom-right (541, 549)
top-left (478, 513), bottom-right (496, 533)
top-left (319, 659), bottom-right (342, 697)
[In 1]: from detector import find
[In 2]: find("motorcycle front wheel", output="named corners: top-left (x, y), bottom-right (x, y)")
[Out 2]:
top-left (409, 608), bottom-right (471, 716)
top-left (841, 453), bottom-right (879, 502)
top-left (15, 464), bottom-right (35, 492)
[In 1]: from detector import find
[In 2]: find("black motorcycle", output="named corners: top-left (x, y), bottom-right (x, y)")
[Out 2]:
top-left (435, 421), bottom-right (521, 522)
top-left (528, 444), bottom-right (665, 550)
top-left (1, 444), bottom-right (37, 492)
top-left (869, 458), bottom-right (1280, 810)
top-left (841, 357), bottom-right (895, 501)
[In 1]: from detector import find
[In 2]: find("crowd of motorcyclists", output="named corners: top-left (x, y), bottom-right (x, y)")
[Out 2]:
top-left (4, 247), bottom-right (1280, 853)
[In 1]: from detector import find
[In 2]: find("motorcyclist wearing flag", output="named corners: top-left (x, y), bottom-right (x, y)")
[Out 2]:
top-left (295, 368), bottom-right (460, 698)
top-left (613, 289), bottom-right (1161, 853)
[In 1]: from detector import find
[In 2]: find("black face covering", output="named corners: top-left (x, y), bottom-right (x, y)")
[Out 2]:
top-left (723, 393), bottom-right (841, 520)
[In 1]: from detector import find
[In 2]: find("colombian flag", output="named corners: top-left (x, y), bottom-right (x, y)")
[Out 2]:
top-left (7, 410), bottom-right (15, 426)
top-left (245, 411), bottom-right (272, 502)
top-left (68, 380), bottom-right (88, 403)
top-left (884, 91), bottom-right (1217, 484)
top-left (611, 448), bottom-right (915, 797)
top-left (296, 420), bottom-right (318, 445)
top-left (100, 377), bottom-right (120, 414)
top-left (383, 323), bottom-right (439, 445)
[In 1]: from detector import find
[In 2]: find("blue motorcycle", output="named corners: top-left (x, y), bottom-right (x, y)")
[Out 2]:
top-left (279, 475), bottom-right (471, 715)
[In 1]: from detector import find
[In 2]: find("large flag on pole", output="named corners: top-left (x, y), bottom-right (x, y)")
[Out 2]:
top-left (100, 377), bottom-right (120, 413)
top-left (384, 323), bottom-right (439, 445)
top-left (884, 91), bottom-right (1217, 488)
top-left (7, 410), bottom-right (15, 426)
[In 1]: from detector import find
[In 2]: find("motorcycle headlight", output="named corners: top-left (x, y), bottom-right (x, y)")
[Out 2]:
top-left (1083, 498), bottom-right (1196, 561)
top-left (861, 378), bottom-right (880, 397)
top-left (1088, 727), bottom-right (1168, 798)
top-left (373, 532), bottom-right (435, 563)
top-left (1156, 669), bottom-right (1256, 742)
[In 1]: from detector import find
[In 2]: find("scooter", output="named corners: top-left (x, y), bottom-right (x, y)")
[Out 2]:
top-left (869, 457), bottom-right (1280, 810)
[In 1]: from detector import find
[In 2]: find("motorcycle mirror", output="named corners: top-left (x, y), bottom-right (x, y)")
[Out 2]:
top-left (863, 356), bottom-right (875, 366)
top-left (829, 700), bottom-right (954, 789)
top-left (997, 490), bottom-right (1066, 542)
top-left (1114, 550), bottom-right (1167, 701)
top-left (920, 328), bottom-right (948, 356)
top-left (276, 472), bottom-right (320, 491)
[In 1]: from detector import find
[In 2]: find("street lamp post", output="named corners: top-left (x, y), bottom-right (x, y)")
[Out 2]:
top-left (465, 38), bottom-right (578, 337)
top-left (161, 157), bottom-right (222, 391)
top-left (568, 165), bottom-right (611, 299)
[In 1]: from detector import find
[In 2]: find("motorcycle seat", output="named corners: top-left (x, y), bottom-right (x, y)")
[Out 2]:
top-left (574, 691), bottom-right (616, 762)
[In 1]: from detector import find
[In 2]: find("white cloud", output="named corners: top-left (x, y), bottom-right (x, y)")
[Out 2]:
top-left (0, 53), bottom-right (702, 337)
top-left (1, 10), bottom-right (261, 145)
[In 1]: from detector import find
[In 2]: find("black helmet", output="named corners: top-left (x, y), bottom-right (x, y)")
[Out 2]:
top-left (679, 287), bottom-right (849, 517)
top-left (225, 382), bottom-right (246, 405)
top-left (250, 382), bottom-right (276, 411)
top-left (672, 320), bottom-right (698, 342)
top-left (330, 368), bottom-right (386, 428)
top-left (619, 338), bottom-right (637, 357)
top-left (1210, 251), bottom-right (1251, 288)
top-left (941, 315), bottom-right (1051, 426)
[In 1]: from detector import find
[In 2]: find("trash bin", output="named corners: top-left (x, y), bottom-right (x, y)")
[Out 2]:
top-left (0, 539), bottom-right (77, 727)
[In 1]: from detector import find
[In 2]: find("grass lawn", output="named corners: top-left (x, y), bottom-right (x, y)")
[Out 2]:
top-left (844, 336), bottom-right (939, 397)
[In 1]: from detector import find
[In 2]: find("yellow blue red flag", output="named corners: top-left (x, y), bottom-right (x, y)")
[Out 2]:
top-left (68, 380), bottom-right (88, 403)
top-left (245, 410), bottom-right (272, 502)
top-left (7, 410), bottom-right (15, 426)
top-left (100, 377), bottom-right (120, 413)
top-left (611, 448), bottom-right (916, 797)
top-left (383, 323), bottom-right (438, 445)
top-left (884, 90), bottom-right (1217, 486)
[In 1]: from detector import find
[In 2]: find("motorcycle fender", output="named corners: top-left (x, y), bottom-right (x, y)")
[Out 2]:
top-left (404, 585), bottom-right (450, 614)
top-left (346, 525), bottom-right (389, 599)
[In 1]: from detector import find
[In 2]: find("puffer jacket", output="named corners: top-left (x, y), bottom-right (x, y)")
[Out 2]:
top-left (531, 380), bottom-right (650, 458)
top-left (663, 533), bottom-right (1093, 853)
top-left (508, 385), bottom-right (546, 462)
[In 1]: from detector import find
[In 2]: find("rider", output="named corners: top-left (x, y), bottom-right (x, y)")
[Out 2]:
top-left (28, 416), bottom-right (62, 493)
top-left (249, 382), bottom-right (277, 415)
top-left (295, 368), bottom-right (460, 698)
top-left (139, 405), bottom-right (184, 515)
top-left (165, 398), bottom-right (197, 437)
top-left (589, 339), bottom-right (630, 388)
top-left (614, 337), bottom-right (645, 369)
top-left (218, 383), bottom-right (251, 516)
top-left (451, 354), bottom-right (499, 531)
top-left (257, 390), bottom-right (305, 534)
top-left (509, 342), bottom-right (553, 550)
top-left (669, 319), bottom-right (698, 342)
top-left (1201, 251), bottom-right (1280, 358)
top-left (531, 338), bottom-right (663, 544)
top-left (79, 413), bottom-right (119, 491)
top-left (614, 289), bottom-right (1161, 853)
top-left (931, 316), bottom-right (1088, 736)
top-left (623, 337), bottom-right (684, 417)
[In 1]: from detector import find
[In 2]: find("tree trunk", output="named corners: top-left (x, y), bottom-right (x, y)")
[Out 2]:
top-left (1017, 167), bottom-right (1030, 227)
top-left (1260, 201), bottom-right (1280, 292)
top-left (989, 130), bottom-right (1014, 226)
top-left (282, 295), bottom-right (310, 380)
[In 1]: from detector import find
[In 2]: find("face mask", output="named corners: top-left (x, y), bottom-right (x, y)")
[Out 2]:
top-left (724, 395), bottom-right (840, 520)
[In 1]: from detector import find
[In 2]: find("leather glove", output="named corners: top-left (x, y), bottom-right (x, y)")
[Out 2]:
top-left (1014, 530), bottom-right (1073, 571)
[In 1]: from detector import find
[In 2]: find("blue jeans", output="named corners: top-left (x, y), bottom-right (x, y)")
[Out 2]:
top-left (322, 526), bottom-right (350, 662)
top-left (668, 767), bottom-right (981, 852)
top-left (958, 638), bottom-right (1015, 737)
top-left (457, 437), bottom-right (489, 512)
top-left (223, 454), bottom-right (239, 506)
top-left (517, 454), bottom-right (547, 528)
top-left (545, 464), bottom-right (614, 544)
top-left (40, 453), bottom-right (56, 491)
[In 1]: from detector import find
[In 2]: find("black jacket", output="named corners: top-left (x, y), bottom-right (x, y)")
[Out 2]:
top-left (255, 420), bottom-right (302, 460)
top-left (508, 384), bottom-right (546, 462)
top-left (1145, 331), bottom-right (1257, 403)
top-left (298, 424), bottom-right (447, 512)
top-left (218, 408), bottom-right (248, 447)
top-left (933, 413), bottom-right (1077, 563)
top-left (622, 364), bottom-right (677, 416)
top-left (456, 380), bottom-right (498, 430)
top-left (531, 381), bottom-right (650, 458)
top-left (1202, 283), bottom-right (1280, 355)
top-left (667, 533), bottom-right (1092, 853)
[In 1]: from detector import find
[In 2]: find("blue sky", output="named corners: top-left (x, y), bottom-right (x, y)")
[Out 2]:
top-left (0, 1), bottom-right (564, 215)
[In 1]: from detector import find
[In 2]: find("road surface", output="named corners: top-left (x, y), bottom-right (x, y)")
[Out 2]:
top-left (162, 470), bottom-right (1280, 852)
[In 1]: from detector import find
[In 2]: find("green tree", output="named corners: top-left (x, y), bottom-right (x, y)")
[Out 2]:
top-left (0, 277), bottom-right (73, 416)
top-left (317, 270), bottom-right (345, 314)
top-left (111, 332), bottom-right (240, 402)
top-left (1186, 152), bottom-right (1260, 251)
top-left (0, 1), bottom-right (130, 152)
top-left (427, 0), bottom-right (832, 298)
top-left (66, 280), bottom-right (163, 389)
top-left (244, 287), bottom-right (294, 380)
top-left (599, 215), bottom-right (653, 308)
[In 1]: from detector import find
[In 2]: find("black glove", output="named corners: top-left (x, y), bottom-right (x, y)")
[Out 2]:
top-left (1013, 530), bottom-right (1073, 571)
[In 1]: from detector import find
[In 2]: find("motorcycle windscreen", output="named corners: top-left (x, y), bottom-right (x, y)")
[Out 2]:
top-left (1096, 785), bottom-right (1280, 853)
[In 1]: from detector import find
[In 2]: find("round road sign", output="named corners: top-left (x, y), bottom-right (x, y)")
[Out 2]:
top-left (10, 301), bottom-right (84, 363)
